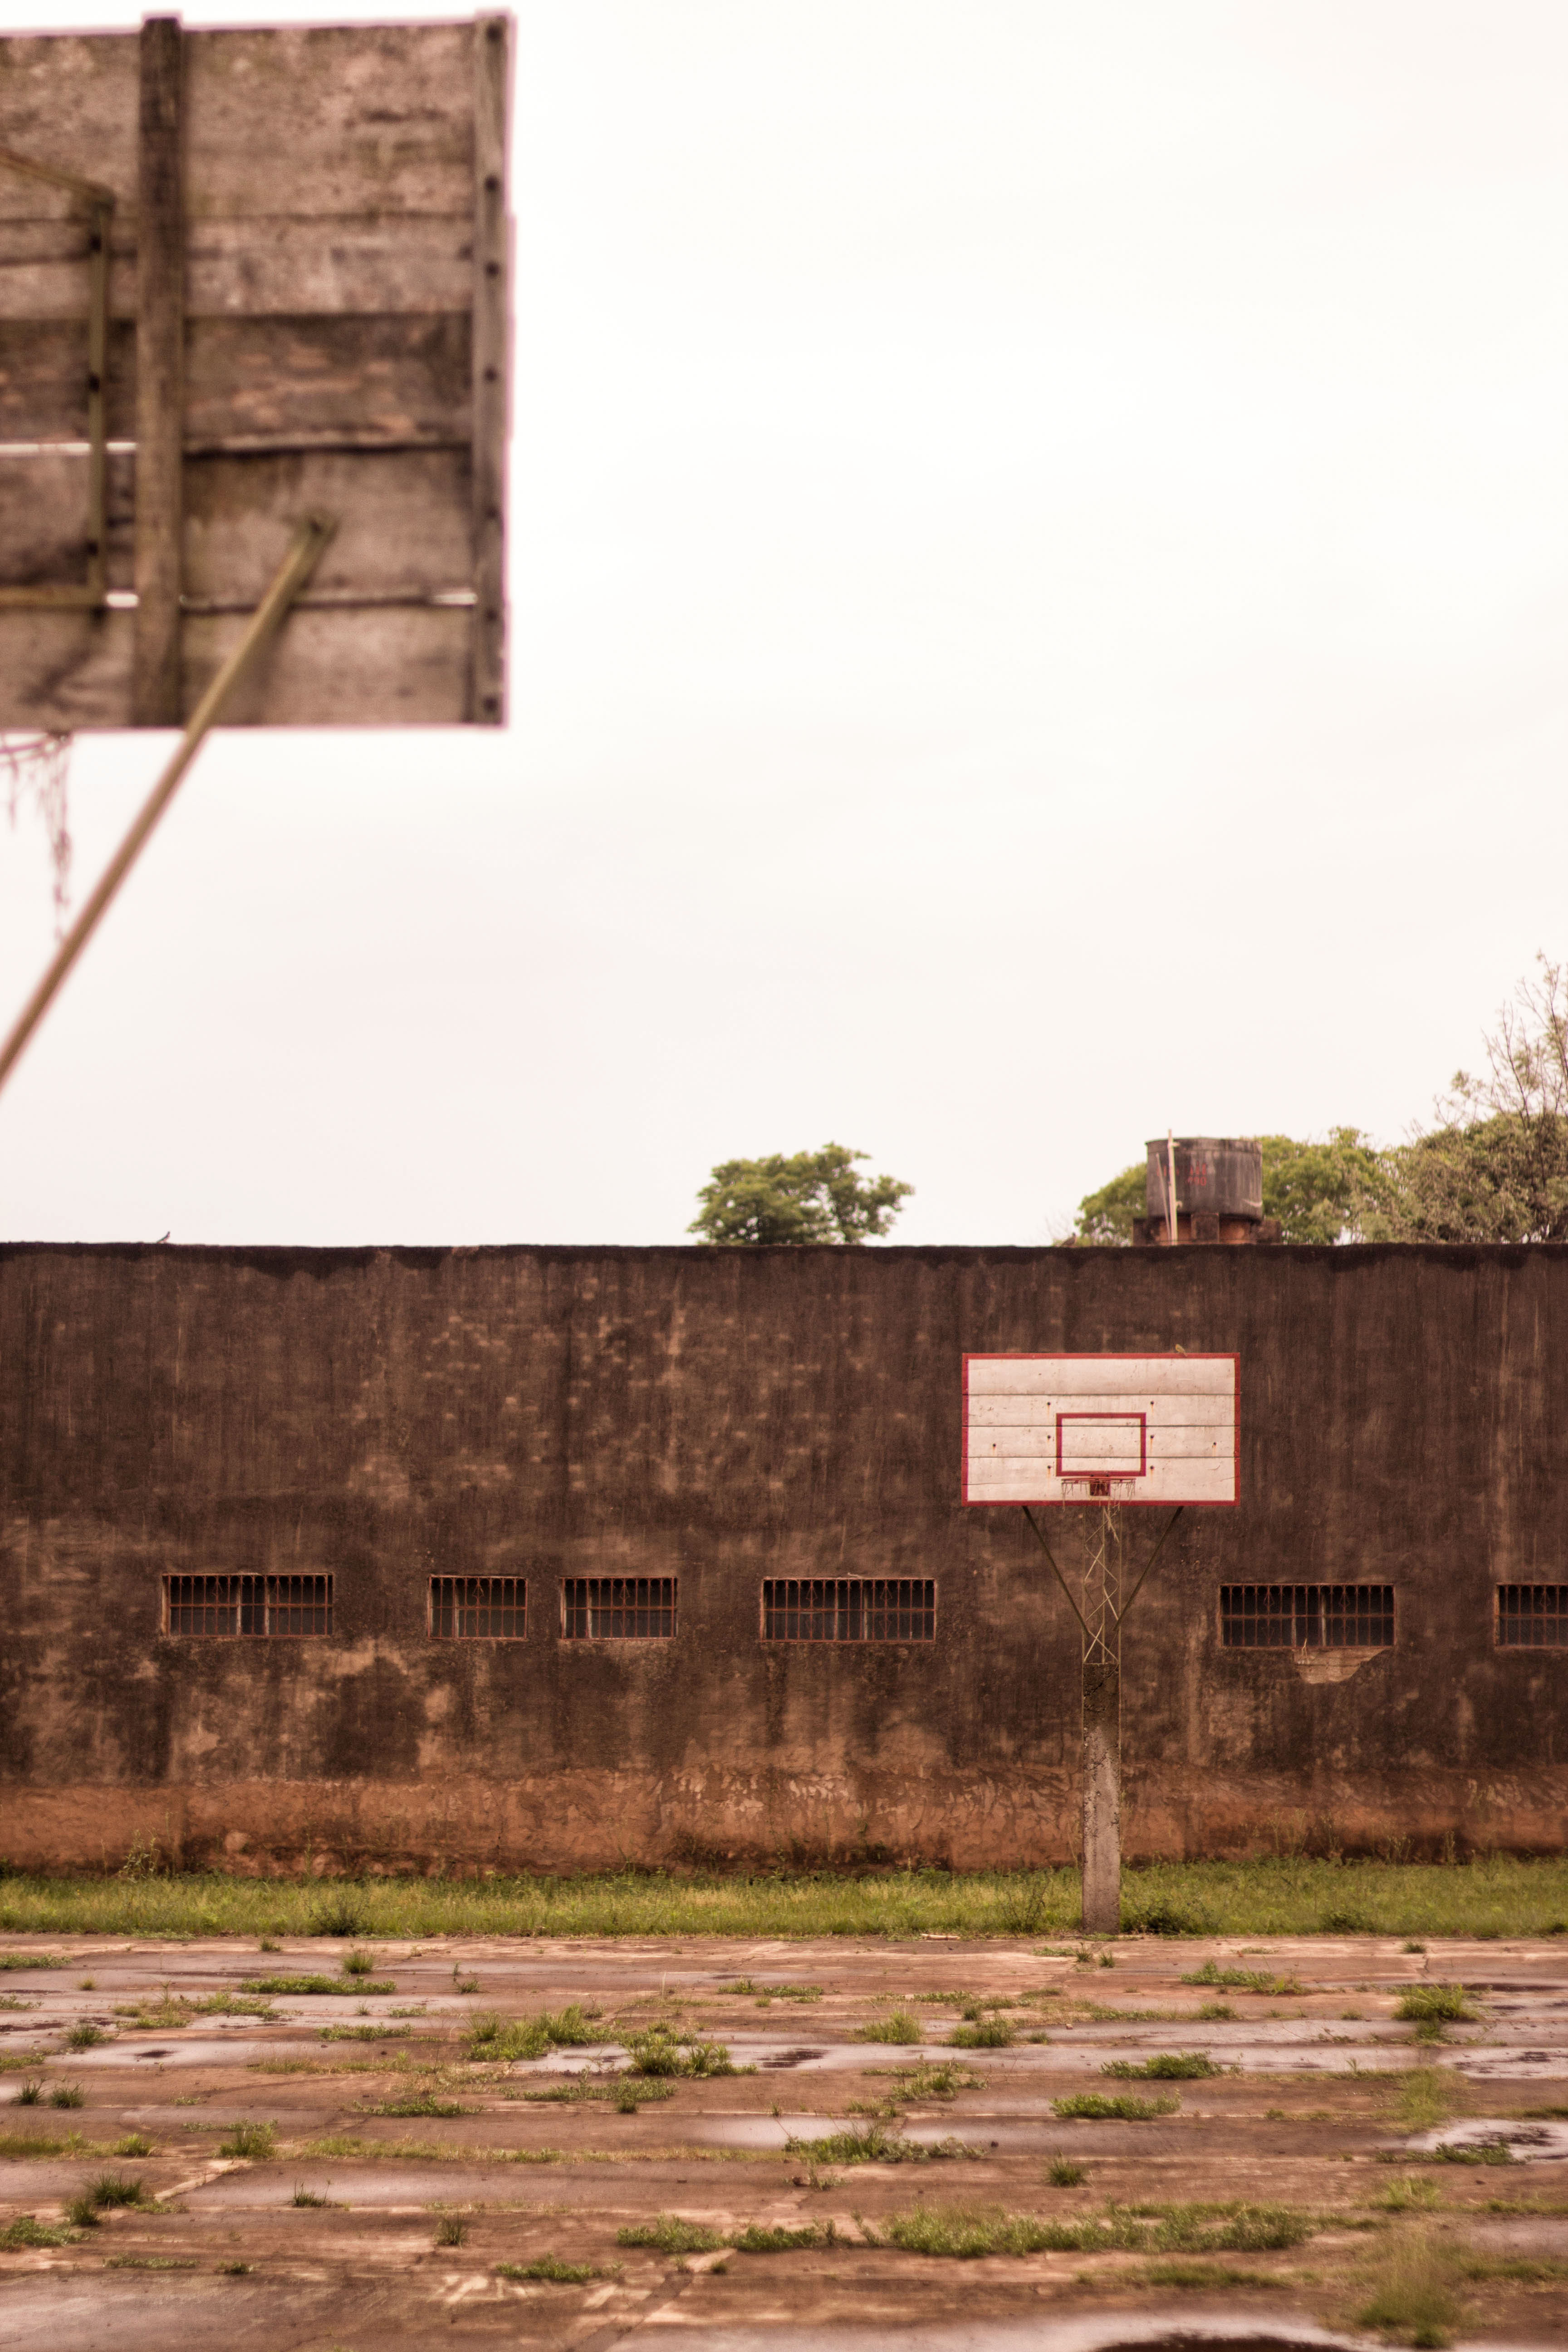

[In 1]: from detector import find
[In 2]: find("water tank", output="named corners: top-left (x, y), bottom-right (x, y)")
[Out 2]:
top-left (1144, 1137), bottom-right (1263, 1231)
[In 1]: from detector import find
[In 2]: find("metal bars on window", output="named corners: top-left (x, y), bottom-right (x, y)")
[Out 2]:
top-left (162, 1574), bottom-right (333, 1636)
top-left (762, 1578), bottom-right (937, 1642)
top-left (1220, 1584), bottom-right (1393, 1649)
top-left (1496, 1585), bottom-right (1568, 1647)
top-left (560, 1577), bottom-right (676, 1640)
top-left (429, 1576), bottom-right (526, 1639)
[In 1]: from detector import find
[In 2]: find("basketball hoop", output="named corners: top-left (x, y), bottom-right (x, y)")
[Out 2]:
top-left (2, 730), bottom-right (74, 937)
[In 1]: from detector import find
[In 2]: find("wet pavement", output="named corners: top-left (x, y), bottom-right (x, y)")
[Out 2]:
top-left (2, 1930), bottom-right (1568, 2346)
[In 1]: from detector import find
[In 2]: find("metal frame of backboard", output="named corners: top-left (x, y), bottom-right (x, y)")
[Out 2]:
top-left (961, 1351), bottom-right (1241, 1936)
top-left (0, 13), bottom-right (511, 728)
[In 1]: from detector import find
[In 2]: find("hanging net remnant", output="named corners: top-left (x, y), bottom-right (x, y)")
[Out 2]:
top-left (2, 731), bottom-right (74, 938)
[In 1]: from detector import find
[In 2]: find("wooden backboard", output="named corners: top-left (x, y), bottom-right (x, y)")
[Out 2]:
top-left (0, 15), bottom-right (510, 727)
top-left (962, 1353), bottom-right (1240, 1506)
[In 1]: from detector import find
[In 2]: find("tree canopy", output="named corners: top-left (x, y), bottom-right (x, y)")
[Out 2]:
top-left (1071, 956), bottom-right (1568, 1248)
top-left (690, 1143), bottom-right (913, 1246)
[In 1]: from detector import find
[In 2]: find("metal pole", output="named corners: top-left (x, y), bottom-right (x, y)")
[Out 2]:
top-left (1166, 1128), bottom-right (1179, 1246)
top-left (0, 516), bottom-right (335, 1104)
top-left (1079, 1503), bottom-right (1122, 1935)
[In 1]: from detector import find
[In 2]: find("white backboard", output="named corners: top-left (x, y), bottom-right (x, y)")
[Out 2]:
top-left (962, 1353), bottom-right (1239, 1507)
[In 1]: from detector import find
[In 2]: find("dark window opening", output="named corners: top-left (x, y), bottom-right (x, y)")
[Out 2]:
top-left (561, 1577), bottom-right (675, 1639)
top-left (1497, 1585), bottom-right (1568, 1647)
top-left (1221, 1583), bottom-right (1393, 1649)
top-left (430, 1576), bottom-right (526, 1639)
top-left (163, 1574), bottom-right (333, 1637)
top-left (762, 1578), bottom-right (936, 1642)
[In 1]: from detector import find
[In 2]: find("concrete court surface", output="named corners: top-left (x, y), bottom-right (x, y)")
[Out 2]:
top-left (2, 1929), bottom-right (1568, 2349)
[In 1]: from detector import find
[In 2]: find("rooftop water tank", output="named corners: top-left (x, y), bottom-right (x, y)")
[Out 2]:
top-left (1142, 1137), bottom-right (1265, 1243)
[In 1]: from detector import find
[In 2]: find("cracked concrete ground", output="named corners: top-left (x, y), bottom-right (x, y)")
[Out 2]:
top-left (2, 1929), bottom-right (1568, 2349)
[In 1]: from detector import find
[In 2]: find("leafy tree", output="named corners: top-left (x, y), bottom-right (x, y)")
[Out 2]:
top-left (1358, 956), bottom-right (1568, 1243)
top-left (690, 1143), bottom-right (913, 1246)
top-left (1073, 1131), bottom-right (1377, 1245)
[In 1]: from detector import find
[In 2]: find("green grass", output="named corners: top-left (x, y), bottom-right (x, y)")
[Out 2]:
top-left (1052, 2093), bottom-right (1180, 2120)
top-left (735, 2222), bottom-right (825, 2251)
top-left (240, 1974), bottom-right (394, 1996)
top-left (64, 2171), bottom-right (148, 2226)
top-left (364, 2092), bottom-right (472, 2117)
top-left (1354, 2228), bottom-right (1463, 2347)
top-left (0, 2131), bottom-right (87, 2157)
top-left (617, 2213), bottom-right (729, 2254)
top-left (864, 2200), bottom-right (1311, 2260)
top-left (497, 2253), bottom-right (602, 2282)
top-left (1396, 1984), bottom-right (1476, 2026)
top-left (219, 2121), bottom-right (276, 2159)
top-left (1181, 1961), bottom-right (1303, 1994)
top-left (858, 2009), bottom-right (922, 2044)
top-left (864, 2061), bottom-right (983, 2104)
top-left (1102, 2053), bottom-right (1227, 2079)
top-left (319, 2024), bottom-right (412, 2043)
top-left (784, 2120), bottom-right (975, 2165)
top-left (0, 1952), bottom-right (67, 1970)
top-left (623, 2024), bottom-right (739, 2078)
top-left (0, 2215), bottom-right (77, 2247)
top-left (522, 2072), bottom-right (674, 2107)
top-left (299, 2134), bottom-right (561, 2163)
top-left (949, 2019), bottom-right (1014, 2048)
top-left (467, 2004), bottom-right (612, 2063)
top-left (1140, 2260), bottom-right (1279, 2288)
top-left (0, 1854), bottom-right (1565, 1940)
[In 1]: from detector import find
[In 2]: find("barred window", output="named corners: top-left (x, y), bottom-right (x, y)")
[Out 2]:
top-left (762, 1578), bottom-right (936, 1642)
top-left (430, 1577), bottom-right (526, 1639)
top-left (561, 1577), bottom-right (675, 1639)
top-left (1221, 1584), bottom-right (1393, 1649)
top-left (163, 1574), bottom-right (333, 1637)
top-left (1497, 1585), bottom-right (1568, 1647)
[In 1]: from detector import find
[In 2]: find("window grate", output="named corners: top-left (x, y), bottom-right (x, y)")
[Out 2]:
top-left (1497, 1585), bottom-right (1568, 1647)
top-left (163, 1574), bottom-right (333, 1637)
top-left (1220, 1584), bottom-right (1393, 1649)
top-left (561, 1577), bottom-right (676, 1639)
top-left (762, 1578), bottom-right (936, 1642)
top-left (430, 1576), bottom-right (526, 1639)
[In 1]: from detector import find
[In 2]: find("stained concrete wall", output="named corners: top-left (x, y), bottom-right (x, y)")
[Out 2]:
top-left (1, 1240), bottom-right (1565, 1872)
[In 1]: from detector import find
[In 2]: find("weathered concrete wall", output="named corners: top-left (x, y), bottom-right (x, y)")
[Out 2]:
top-left (2, 1240), bottom-right (1566, 1872)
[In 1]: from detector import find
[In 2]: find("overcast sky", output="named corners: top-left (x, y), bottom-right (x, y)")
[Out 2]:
top-left (3, 0), bottom-right (1565, 1247)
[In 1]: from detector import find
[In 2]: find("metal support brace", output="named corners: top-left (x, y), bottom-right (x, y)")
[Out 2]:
top-left (0, 517), bottom-right (336, 1104)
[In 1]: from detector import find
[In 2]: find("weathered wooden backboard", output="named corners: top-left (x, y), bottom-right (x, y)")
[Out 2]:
top-left (962, 1353), bottom-right (1240, 1506)
top-left (0, 14), bottom-right (510, 727)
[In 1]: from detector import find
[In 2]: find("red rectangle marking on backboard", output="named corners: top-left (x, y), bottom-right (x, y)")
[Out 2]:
top-left (960, 1352), bottom-right (1239, 1507)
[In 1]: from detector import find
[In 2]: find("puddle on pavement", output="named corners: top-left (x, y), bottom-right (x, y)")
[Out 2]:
top-left (1412, 2116), bottom-right (1568, 2161)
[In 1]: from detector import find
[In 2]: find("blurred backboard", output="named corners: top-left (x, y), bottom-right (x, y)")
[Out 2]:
top-left (962, 1352), bottom-right (1240, 1506)
top-left (0, 14), bottom-right (510, 728)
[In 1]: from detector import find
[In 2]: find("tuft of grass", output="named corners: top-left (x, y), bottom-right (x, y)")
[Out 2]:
top-left (49, 2084), bottom-right (84, 2109)
top-left (1181, 1961), bottom-right (1303, 1995)
top-left (64, 2023), bottom-right (106, 2050)
top-left (858, 2010), bottom-right (922, 2045)
top-left (1396, 1984), bottom-right (1475, 2031)
top-left (948, 2019), bottom-right (1013, 2048)
top-left (1389, 2069), bottom-right (1459, 2132)
top-left (112, 2133), bottom-right (153, 2157)
top-left (1102, 2053), bottom-right (1225, 2080)
top-left (1047, 2156), bottom-right (1085, 2186)
top-left (1375, 2176), bottom-right (1444, 2212)
top-left (365, 2092), bottom-right (472, 2118)
top-left (13, 2080), bottom-right (43, 2106)
top-left (1354, 2226), bottom-right (1463, 2347)
top-left (785, 2120), bottom-right (975, 2166)
top-left (1434, 2141), bottom-right (1514, 2167)
top-left (617, 2213), bottom-right (729, 2254)
top-left (1196, 2001), bottom-right (1235, 2020)
top-left (291, 2184), bottom-right (335, 2205)
top-left (433, 2212), bottom-right (468, 2246)
top-left (523, 2071), bottom-right (673, 2107)
top-left (242, 1973), bottom-right (394, 1996)
top-left (1403, 1940), bottom-right (1427, 1954)
top-left (497, 2253), bottom-right (600, 2282)
top-left (735, 2221), bottom-right (824, 2252)
top-left (623, 2024), bottom-right (738, 2078)
top-left (867, 2061), bottom-right (982, 2104)
top-left (309, 1891), bottom-right (372, 1939)
top-left (468, 2004), bottom-right (611, 2065)
top-left (1052, 2093), bottom-right (1179, 2121)
top-left (218, 2259), bottom-right (252, 2274)
top-left (64, 2171), bottom-right (147, 2225)
top-left (0, 2214), bottom-right (77, 2247)
top-left (1141, 2259), bottom-right (1278, 2288)
top-left (341, 1949), bottom-right (376, 1976)
top-left (103, 2254), bottom-right (196, 2271)
top-left (219, 2121), bottom-right (276, 2160)
top-left (0, 1953), bottom-right (67, 1970)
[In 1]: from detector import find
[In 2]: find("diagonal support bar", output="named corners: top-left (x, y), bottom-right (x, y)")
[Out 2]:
top-left (1021, 1504), bottom-right (1091, 1640)
top-left (0, 516), bottom-right (336, 1105)
top-left (1113, 1505), bottom-right (1185, 1626)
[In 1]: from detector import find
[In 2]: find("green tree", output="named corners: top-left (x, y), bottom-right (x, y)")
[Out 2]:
top-left (1358, 956), bottom-right (1568, 1243)
top-left (1072, 1131), bottom-right (1377, 1245)
top-left (690, 1144), bottom-right (913, 1246)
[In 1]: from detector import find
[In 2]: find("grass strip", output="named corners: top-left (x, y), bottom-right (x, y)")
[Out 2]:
top-left (865, 2200), bottom-right (1313, 2258)
top-left (617, 2213), bottom-right (728, 2254)
top-left (1052, 2094), bottom-right (1180, 2121)
top-left (784, 2121), bottom-right (976, 2165)
top-left (241, 1974), bottom-right (394, 1996)
top-left (297, 2134), bottom-right (562, 2162)
top-left (1102, 2054), bottom-right (1228, 2079)
top-left (0, 1855), bottom-right (1563, 1940)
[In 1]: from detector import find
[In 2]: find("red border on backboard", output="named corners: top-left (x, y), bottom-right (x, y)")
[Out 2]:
top-left (960, 1353), bottom-right (1240, 1507)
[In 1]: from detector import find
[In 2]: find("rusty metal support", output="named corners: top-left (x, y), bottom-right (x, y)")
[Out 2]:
top-left (0, 516), bottom-right (335, 1105)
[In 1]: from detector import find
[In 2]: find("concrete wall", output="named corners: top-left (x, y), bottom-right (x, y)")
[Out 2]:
top-left (2, 1240), bottom-right (1565, 1873)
